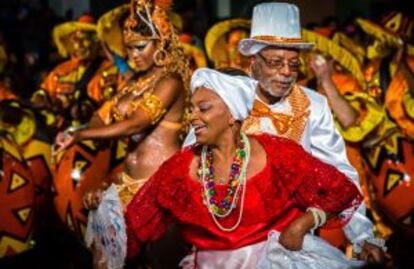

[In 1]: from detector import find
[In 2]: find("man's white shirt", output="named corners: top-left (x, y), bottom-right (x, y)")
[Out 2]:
top-left (255, 86), bottom-right (375, 246)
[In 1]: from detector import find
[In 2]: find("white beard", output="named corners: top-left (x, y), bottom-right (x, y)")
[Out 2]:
top-left (259, 76), bottom-right (296, 98)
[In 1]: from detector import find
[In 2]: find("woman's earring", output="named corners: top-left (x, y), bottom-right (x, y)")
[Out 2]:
top-left (153, 49), bottom-right (167, 66)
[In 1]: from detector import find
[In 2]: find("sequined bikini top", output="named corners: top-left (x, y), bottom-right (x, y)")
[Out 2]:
top-left (110, 72), bottom-right (160, 122)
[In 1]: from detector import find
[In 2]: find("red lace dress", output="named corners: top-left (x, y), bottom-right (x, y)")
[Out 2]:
top-left (125, 134), bottom-right (362, 259)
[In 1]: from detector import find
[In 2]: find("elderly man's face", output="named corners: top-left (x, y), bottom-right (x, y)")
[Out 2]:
top-left (251, 47), bottom-right (299, 98)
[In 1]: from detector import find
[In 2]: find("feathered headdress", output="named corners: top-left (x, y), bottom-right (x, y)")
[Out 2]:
top-left (123, 0), bottom-right (173, 44)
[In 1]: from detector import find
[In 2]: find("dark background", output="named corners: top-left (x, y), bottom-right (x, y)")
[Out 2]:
top-left (0, 0), bottom-right (412, 102)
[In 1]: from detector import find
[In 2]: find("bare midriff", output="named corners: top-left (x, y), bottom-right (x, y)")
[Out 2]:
top-left (121, 85), bottom-right (186, 181)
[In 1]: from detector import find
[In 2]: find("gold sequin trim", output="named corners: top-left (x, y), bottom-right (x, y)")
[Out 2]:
top-left (130, 92), bottom-right (167, 124)
top-left (116, 172), bottom-right (148, 207)
top-left (253, 35), bottom-right (305, 43)
top-left (243, 84), bottom-right (310, 143)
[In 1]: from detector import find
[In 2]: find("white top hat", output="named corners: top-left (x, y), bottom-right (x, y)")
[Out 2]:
top-left (239, 2), bottom-right (313, 56)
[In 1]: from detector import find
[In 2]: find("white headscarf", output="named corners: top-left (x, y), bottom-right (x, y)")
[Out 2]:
top-left (182, 68), bottom-right (258, 147)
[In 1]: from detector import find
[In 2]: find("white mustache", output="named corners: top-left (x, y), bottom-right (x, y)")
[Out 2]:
top-left (260, 75), bottom-right (296, 98)
top-left (272, 75), bottom-right (295, 84)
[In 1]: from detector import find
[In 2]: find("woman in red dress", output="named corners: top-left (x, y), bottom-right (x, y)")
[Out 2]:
top-left (126, 68), bottom-right (363, 268)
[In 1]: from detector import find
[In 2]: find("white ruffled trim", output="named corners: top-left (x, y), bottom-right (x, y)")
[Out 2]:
top-left (256, 231), bottom-right (364, 269)
top-left (85, 184), bottom-right (127, 269)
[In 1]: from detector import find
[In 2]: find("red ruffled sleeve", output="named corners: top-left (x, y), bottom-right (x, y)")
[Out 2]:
top-left (257, 134), bottom-right (362, 228)
top-left (125, 155), bottom-right (177, 259)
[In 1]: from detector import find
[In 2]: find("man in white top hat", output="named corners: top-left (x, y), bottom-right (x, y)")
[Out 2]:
top-left (240, 2), bottom-right (388, 263)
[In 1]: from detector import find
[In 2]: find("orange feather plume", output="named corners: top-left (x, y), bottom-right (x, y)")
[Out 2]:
top-left (154, 0), bottom-right (173, 10)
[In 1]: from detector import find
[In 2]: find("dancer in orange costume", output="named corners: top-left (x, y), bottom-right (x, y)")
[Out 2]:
top-left (31, 15), bottom-right (119, 130)
top-left (355, 12), bottom-right (414, 238)
top-left (56, 0), bottom-right (191, 267)
top-left (205, 19), bottom-right (251, 72)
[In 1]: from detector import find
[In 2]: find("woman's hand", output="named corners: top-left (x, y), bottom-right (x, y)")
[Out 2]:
top-left (54, 130), bottom-right (77, 155)
top-left (279, 211), bottom-right (315, 251)
top-left (83, 189), bottom-right (104, 210)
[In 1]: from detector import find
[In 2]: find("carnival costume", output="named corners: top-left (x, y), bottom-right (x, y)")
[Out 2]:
top-left (84, 0), bottom-right (190, 267)
top-left (354, 12), bottom-right (414, 237)
top-left (0, 50), bottom-right (53, 256)
top-left (238, 3), bottom-right (382, 254)
top-left (204, 19), bottom-right (251, 70)
top-left (32, 15), bottom-right (119, 129)
top-left (126, 68), bottom-right (363, 268)
top-left (93, 0), bottom-right (190, 205)
top-left (0, 132), bottom-right (36, 257)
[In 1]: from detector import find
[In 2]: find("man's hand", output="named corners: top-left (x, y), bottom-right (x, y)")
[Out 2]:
top-left (357, 242), bottom-right (392, 265)
top-left (310, 54), bottom-right (334, 83)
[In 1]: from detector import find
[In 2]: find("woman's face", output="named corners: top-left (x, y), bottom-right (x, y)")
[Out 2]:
top-left (190, 87), bottom-right (234, 145)
top-left (126, 39), bottom-right (157, 72)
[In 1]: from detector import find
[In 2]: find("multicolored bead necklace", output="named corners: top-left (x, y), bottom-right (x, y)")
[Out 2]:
top-left (201, 135), bottom-right (245, 216)
top-left (199, 132), bottom-right (250, 232)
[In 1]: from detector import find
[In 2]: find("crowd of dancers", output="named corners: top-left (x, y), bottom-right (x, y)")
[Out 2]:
top-left (1, 0), bottom-right (413, 268)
